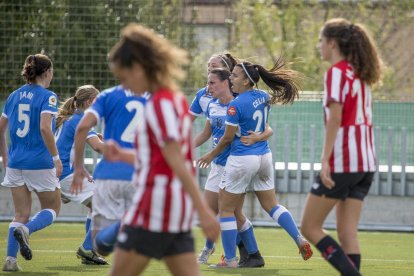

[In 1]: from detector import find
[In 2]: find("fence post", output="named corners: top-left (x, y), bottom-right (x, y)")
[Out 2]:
top-left (372, 126), bottom-right (380, 195)
top-left (309, 125), bottom-right (316, 192)
top-left (296, 125), bottom-right (303, 193)
top-left (400, 127), bottom-right (407, 196)
top-left (282, 124), bottom-right (290, 193)
top-left (386, 126), bottom-right (393, 195)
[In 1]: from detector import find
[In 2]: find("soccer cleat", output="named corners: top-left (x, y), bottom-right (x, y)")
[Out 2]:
top-left (2, 259), bottom-right (22, 272)
top-left (76, 247), bottom-right (108, 265)
top-left (296, 236), bottom-right (313, 261)
top-left (237, 243), bottom-right (249, 266)
top-left (209, 255), bottom-right (238, 268)
top-left (238, 251), bottom-right (265, 268)
top-left (197, 246), bottom-right (215, 264)
top-left (14, 226), bottom-right (32, 260)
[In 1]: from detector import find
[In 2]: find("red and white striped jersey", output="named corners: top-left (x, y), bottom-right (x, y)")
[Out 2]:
top-left (123, 88), bottom-right (195, 233)
top-left (323, 60), bottom-right (376, 173)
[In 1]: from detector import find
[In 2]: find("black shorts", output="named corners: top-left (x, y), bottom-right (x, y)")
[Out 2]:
top-left (310, 172), bottom-right (374, 200)
top-left (116, 225), bottom-right (194, 260)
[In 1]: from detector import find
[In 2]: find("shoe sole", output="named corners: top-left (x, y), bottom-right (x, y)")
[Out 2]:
top-left (14, 229), bottom-right (32, 261)
top-left (299, 242), bottom-right (313, 261)
top-left (76, 250), bottom-right (108, 265)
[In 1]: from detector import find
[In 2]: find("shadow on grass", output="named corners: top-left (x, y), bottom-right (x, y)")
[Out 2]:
top-left (1, 273), bottom-right (59, 275)
top-left (46, 264), bottom-right (108, 272)
top-left (202, 268), bottom-right (313, 275)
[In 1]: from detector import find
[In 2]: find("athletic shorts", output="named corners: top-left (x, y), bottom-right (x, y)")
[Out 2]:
top-left (204, 162), bottom-right (224, 193)
top-left (1, 167), bottom-right (60, 192)
top-left (117, 225), bottom-right (194, 260)
top-left (219, 153), bottom-right (274, 194)
top-left (59, 173), bottom-right (94, 205)
top-left (311, 172), bottom-right (374, 200)
top-left (92, 179), bottom-right (135, 231)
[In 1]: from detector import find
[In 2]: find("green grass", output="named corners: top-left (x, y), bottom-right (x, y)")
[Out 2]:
top-left (0, 222), bottom-right (413, 275)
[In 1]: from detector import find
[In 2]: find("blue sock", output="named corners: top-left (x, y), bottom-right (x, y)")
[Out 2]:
top-left (95, 221), bottom-right (120, 254)
top-left (82, 228), bottom-right (93, 251)
top-left (7, 222), bottom-right (22, 258)
top-left (269, 205), bottom-right (300, 241)
top-left (239, 219), bottom-right (258, 254)
top-left (26, 209), bottom-right (56, 234)
top-left (220, 217), bottom-right (237, 260)
top-left (205, 239), bottom-right (214, 250)
top-left (236, 232), bottom-right (242, 246)
top-left (85, 216), bottom-right (91, 234)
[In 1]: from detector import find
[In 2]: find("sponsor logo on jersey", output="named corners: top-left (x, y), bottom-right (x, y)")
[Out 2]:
top-left (49, 95), bottom-right (57, 107)
top-left (227, 106), bottom-right (236, 116)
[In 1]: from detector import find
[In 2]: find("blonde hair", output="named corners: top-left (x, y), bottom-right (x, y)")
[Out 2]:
top-left (56, 85), bottom-right (99, 129)
top-left (109, 23), bottom-right (189, 92)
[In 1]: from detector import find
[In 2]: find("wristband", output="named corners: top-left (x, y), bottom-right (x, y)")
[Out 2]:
top-left (52, 155), bottom-right (60, 161)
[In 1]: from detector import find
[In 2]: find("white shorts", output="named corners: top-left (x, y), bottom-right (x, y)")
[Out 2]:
top-left (1, 167), bottom-right (60, 192)
top-left (60, 174), bottom-right (94, 205)
top-left (92, 179), bottom-right (135, 231)
top-left (219, 153), bottom-right (274, 194)
top-left (204, 163), bottom-right (224, 193)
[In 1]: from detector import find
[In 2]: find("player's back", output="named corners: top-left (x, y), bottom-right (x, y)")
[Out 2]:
top-left (3, 84), bottom-right (58, 169)
top-left (86, 85), bottom-right (146, 181)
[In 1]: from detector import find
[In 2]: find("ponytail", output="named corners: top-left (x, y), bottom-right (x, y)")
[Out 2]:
top-left (56, 97), bottom-right (76, 130)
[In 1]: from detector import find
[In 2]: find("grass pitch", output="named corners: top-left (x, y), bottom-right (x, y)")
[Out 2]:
top-left (0, 222), bottom-right (413, 275)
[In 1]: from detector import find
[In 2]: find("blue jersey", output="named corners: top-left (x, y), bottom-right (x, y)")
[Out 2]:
top-left (225, 89), bottom-right (270, 156)
top-left (86, 86), bottom-right (146, 181)
top-left (55, 111), bottom-right (97, 181)
top-left (2, 84), bottom-right (58, 169)
top-left (206, 99), bottom-right (231, 166)
top-left (189, 87), bottom-right (212, 117)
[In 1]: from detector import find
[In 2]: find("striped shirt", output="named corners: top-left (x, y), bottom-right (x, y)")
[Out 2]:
top-left (124, 88), bottom-right (195, 233)
top-left (323, 60), bottom-right (376, 173)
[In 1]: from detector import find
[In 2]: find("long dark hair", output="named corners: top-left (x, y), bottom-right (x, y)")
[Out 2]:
top-left (211, 53), bottom-right (238, 72)
top-left (209, 68), bottom-right (232, 91)
top-left (322, 18), bottom-right (384, 86)
top-left (21, 54), bottom-right (52, 83)
top-left (236, 57), bottom-right (301, 105)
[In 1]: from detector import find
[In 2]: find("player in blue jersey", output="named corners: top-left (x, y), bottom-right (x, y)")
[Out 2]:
top-left (194, 68), bottom-right (274, 267)
top-left (55, 85), bottom-right (107, 265)
top-left (70, 85), bottom-right (147, 256)
top-left (0, 54), bottom-right (62, 272)
top-left (199, 58), bottom-right (314, 268)
top-left (190, 53), bottom-right (238, 121)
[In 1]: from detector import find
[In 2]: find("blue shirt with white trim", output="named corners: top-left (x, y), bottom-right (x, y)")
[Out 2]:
top-left (225, 89), bottom-right (270, 156)
top-left (189, 87), bottom-right (212, 117)
top-left (55, 111), bottom-right (97, 181)
top-left (2, 84), bottom-right (58, 169)
top-left (87, 85), bottom-right (147, 181)
top-left (205, 98), bottom-right (231, 166)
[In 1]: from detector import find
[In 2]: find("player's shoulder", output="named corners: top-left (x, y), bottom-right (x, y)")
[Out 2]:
top-left (195, 86), bottom-right (208, 97)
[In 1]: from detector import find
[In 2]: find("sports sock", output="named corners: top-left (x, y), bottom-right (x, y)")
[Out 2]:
top-left (269, 205), bottom-right (300, 241)
top-left (6, 222), bottom-right (23, 258)
top-left (25, 209), bottom-right (56, 234)
top-left (85, 212), bottom-right (92, 234)
top-left (95, 221), bottom-right (120, 254)
top-left (316, 235), bottom-right (360, 275)
top-left (82, 228), bottom-right (93, 251)
top-left (205, 239), bottom-right (214, 250)
top-left (239, 219), bottom-right (258, 254)
top-left (347, 254), bottom-right (361, 270)
top-left (220, 217), bottom-right (237, 260)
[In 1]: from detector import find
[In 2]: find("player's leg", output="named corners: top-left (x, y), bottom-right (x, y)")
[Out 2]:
top-left (109, 248), bottom-right (150, 276)
top-left (164, 253), bottom-right (200, 276)
top-left (197, 189), bottom-right (218, 264)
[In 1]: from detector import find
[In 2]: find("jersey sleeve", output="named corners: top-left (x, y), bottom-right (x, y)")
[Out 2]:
top-left (225, 100), bottom-right (240, 127)
top-left (189, 91), bottom-right (203, 117)
top-left (147, 97), bottom-right (181, 147)
top-left (1, 96), bottom-right (11, 118)
top-left (86, 92), bottom-right (107, 124)
top-left (324, 67), bottom-right (346, 106)
top-left (41, 92), bottom-right (58, 115)
top-left (87, 128), bottom-right (98, 139)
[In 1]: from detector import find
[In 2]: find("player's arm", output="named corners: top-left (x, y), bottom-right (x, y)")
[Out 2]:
top-left (103, 140), bottom-right (136, 165)
top-left (86, 136), bottom-right (104, 154)
top-left (240, 123), bottom-right (273, 145)
top-left (197, 124), bottom-right (237, 168)
top-left (40, 113), bottom-right (62, 177)
top-left (193, 119), bottom-right (212, 147)
top-left (320, 102), bottom-right (343, 189)
top-left (0, 117), bottom-right (8, 168)
top-left (162, 140), bottom-right (220, 242)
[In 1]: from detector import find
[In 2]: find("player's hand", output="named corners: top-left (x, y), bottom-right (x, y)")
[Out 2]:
top-left (54, 159), bottom-right (63, 178)
top-left (198, 207), bottom-right (220, 242)
top-left (320, 160), bottom-right (335, 189)
top-left (103, 140), bottom-right (121, 162)
top-left (197, 153), bottom-right (213, 168)
top-left (240, 130), bottom-right (261, 145)
top-left (97, 133), bottom-right (103, 141)
top-left (70, 167), bottom-right (89, 195)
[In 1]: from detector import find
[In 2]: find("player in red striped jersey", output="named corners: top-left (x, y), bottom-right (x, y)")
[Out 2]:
top-left (103, 23), bottom-right (219, 276)
top-left (301, 18), bottom-right (384, 276)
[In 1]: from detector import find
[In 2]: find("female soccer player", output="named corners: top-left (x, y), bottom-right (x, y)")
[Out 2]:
top-left (198, 59), bottom-right (313, 268)
top-left (55, 85), bottom-right (107, 265)
top-left (194, 68), bottom-right (272, 267)
top-left (1, 54), bottom-right (61, 271)
top-left (190, 53), bottom-right (237, 121)
top-left (70, 83), bottom-right (147, 257)
top-left (104, 23), bottom-right (219, 276)
top-left (300, 18), bottom-right (384, 275)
